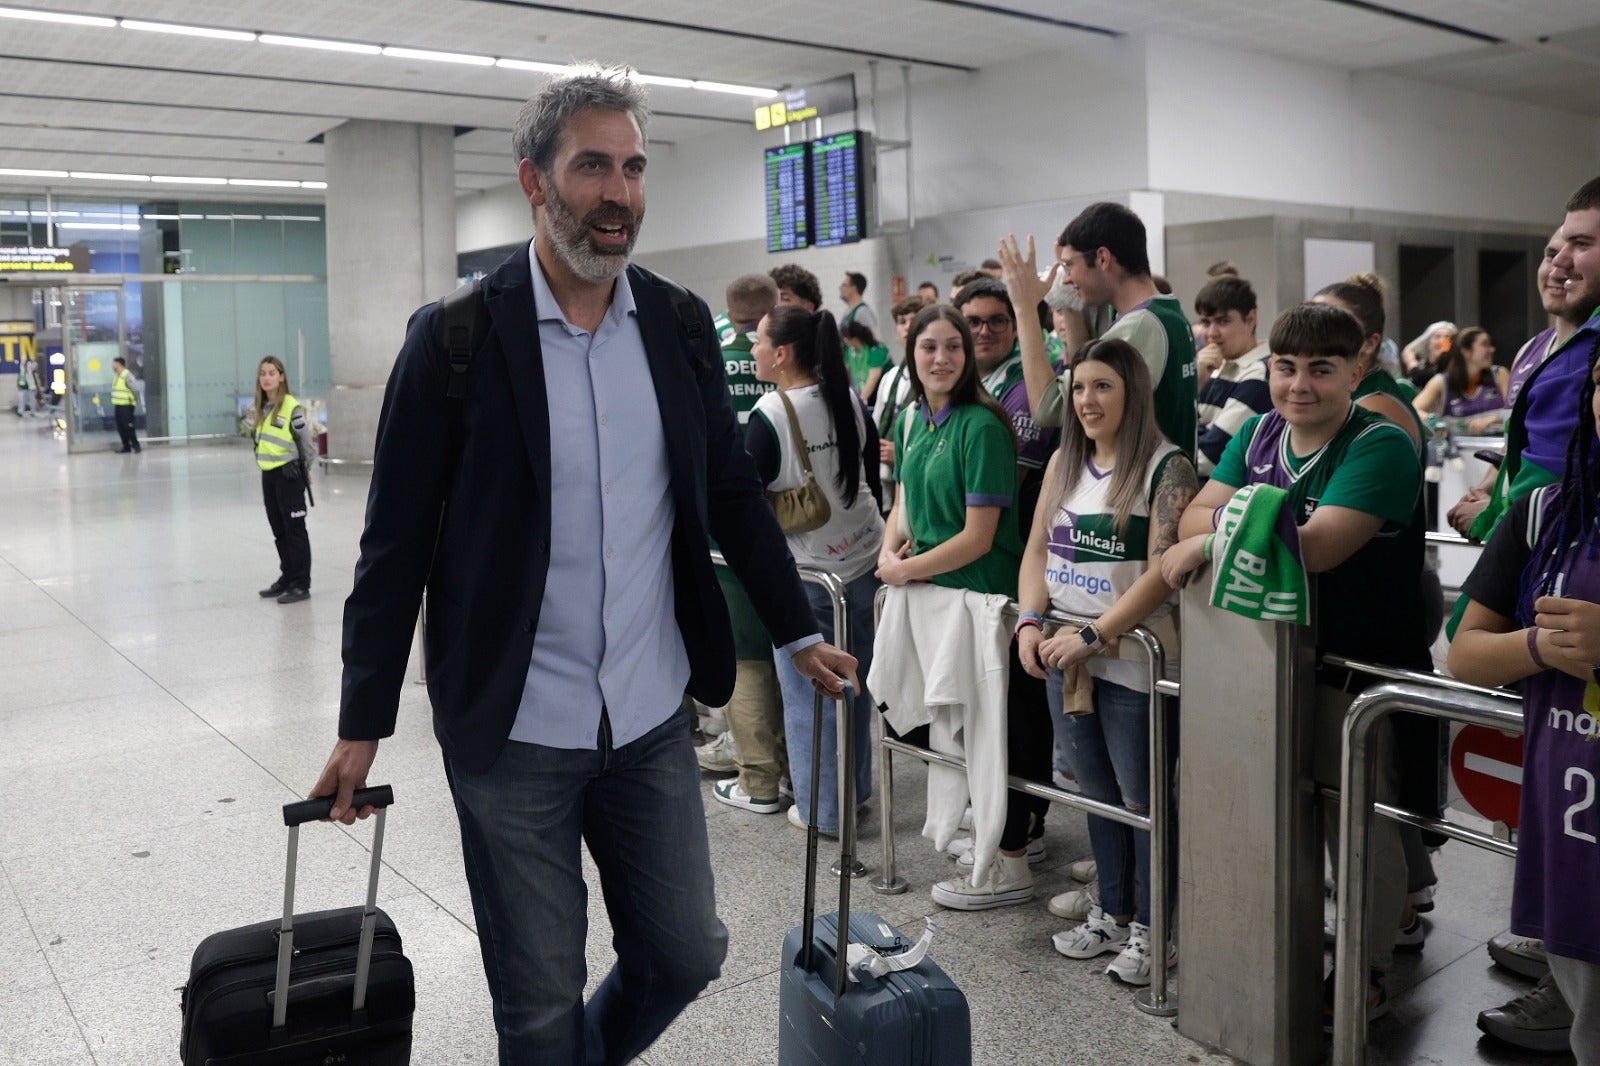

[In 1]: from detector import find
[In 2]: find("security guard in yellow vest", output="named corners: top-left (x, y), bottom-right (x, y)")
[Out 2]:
top-left (253, 356), bottom-right (314, 603)
top-left (110, 356), bottom-right (140, 453)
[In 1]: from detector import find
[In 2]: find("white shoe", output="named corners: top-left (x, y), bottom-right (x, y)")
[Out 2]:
top-left (1051, 770), bottom-right (1080, 792)
top-left (949, 837), bottom-right (1046, 867)
top-left (711, 778), bottom-right (781, 815)
top-left (786, 803), bottom-right (838, 838)
top-left (1105, 922), bottom-right (1174, 987)
top-left (1067, 859), bottom-right (1097, 884)
top-left (959, 806), bottom-right (974, 831)
top-left (1048, 886), bottom-right (1098, 922)
top-left (931, 854), bottom-right (1033, 911)
top-left (1052, 906), bottom-right (1130, 959)
top-left (694, 731), bottom-right (737, 774)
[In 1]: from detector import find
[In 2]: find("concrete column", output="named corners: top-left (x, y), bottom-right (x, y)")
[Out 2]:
top-left (323, 119), bottom-right (458, 462)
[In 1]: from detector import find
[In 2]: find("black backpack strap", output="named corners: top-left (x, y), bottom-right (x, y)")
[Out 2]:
top-left (630, 265), bottom-right (713, 371)
top-left (435, 278), bottom-right (488, 400)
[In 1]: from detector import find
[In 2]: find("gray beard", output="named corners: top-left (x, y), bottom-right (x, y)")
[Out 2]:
top-left (543, 184), bottom-right (642, 284)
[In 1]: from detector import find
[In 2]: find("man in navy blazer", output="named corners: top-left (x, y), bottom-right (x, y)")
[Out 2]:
top-left (312, 68), bottom-right (856, 1064)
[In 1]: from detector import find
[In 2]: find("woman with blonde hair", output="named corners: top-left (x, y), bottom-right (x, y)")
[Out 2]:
top-left (1017, 337), bottom-right (1195, 987)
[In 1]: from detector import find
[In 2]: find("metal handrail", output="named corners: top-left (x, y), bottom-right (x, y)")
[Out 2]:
top-left (1425, 530), bottom-right (1477, 548)
top-left (870, 583), bottom-right (1177, 1017)
top-left (708, 550), bottom-right (863, 879)
top-left (1331, 680), bottom-right (1523, 1065)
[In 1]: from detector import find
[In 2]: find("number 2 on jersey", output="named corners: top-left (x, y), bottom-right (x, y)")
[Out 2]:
top-left (1565, 766), bottom-right (1598, 844)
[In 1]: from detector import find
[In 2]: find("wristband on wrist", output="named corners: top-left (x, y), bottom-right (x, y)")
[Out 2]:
top-left (1528, 627), bottom-right (1547, 670)
top-left (1211, 504), bottom-right (1224, 531)
top-left (1202, 533), bottom-right (1216, 561)
top-left (1015, 616), bottom-right (1042, 637)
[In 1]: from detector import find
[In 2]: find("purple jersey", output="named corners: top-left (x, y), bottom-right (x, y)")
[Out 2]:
top-left (1521, 325), bottom-right (1600, 478)
top-left (1507, 328), bottom-right (1555, 406)
top-left (1515, 488), bottom-right (1600, 964)
top-left (1442, 379), bottom-right (1506, 419)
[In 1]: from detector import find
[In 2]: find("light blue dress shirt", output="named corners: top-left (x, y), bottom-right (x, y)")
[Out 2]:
top-left (512, 242), bottom-right (690, 750)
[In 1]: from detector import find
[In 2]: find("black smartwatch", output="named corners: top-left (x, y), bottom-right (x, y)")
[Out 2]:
top-left (1079, 623), bottom-right (1106, 651)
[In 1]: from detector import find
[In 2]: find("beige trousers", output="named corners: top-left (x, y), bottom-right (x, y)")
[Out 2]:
top-left (723, 659), bottom-right (787, 800)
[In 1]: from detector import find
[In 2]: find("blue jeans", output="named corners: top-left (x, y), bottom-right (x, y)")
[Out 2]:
top-left (1049, 672), bottom-right (1155, 926)
top-left (443, 707), bottom-right (727, 1065)
top-left (775, 569), bottom-right (877, 833)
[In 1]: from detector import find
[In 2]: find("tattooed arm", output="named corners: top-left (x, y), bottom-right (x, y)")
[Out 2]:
top-left (1066, 454), bottom-right (1198, 660)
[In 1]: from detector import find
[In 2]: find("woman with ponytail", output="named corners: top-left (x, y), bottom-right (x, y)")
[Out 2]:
top-left (744, 306), bottom-right (885, 832)
top-left (1452, 348), bottom-right (1600, 1062)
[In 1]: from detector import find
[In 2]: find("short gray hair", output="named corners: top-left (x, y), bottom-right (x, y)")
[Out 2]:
top-left (511, 65), bottom-right (651, 172)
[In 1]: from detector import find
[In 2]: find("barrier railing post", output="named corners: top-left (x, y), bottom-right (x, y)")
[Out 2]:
top-left (1132, 626), bottom-right (1175, 1018)
top-left (414, 599), bottom-right (426, 685)
top-left (1332, 681), bottom-right (1522, 1066)
top-left (869, 585), bottom-right (908, 894)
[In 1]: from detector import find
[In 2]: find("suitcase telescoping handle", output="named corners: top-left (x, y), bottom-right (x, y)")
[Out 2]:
top-left (798, 686), bottom-right (857, 1000)
top-left (272, 785), bottom-right (395, 1032)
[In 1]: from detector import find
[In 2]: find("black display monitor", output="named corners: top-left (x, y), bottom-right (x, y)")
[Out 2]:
top-left (809, 130), bottom-right (868, 248)
top-left (764, 142), bottom-right (810, 253)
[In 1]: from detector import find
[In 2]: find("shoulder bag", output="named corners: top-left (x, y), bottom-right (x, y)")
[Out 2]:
top-left (766, 390), bottom-right (832, 535)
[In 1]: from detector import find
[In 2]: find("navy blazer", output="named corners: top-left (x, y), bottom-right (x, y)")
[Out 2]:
top-left (339, 247), bottom-right (816, 772)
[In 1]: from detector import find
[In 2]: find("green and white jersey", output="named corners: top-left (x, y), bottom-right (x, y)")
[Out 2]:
top-left (1036, 294), bottom-right (1197, 459)
top-left (1102, 294), bottom-right (1197, 458)
top-left (720, 329), bottom-right (773, 424)
top-left (893, 401), bottom-right (1022, 598)
top-left (1044, 445), bottom-right (1184, 692)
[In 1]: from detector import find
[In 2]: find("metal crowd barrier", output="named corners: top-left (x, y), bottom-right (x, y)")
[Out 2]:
top-left (1328, 668), bottom-right (1523, 1065)
top-left (869, 585), bottom-right (1179, 1017)
top-left (708, 550), bottom-right (861, 878)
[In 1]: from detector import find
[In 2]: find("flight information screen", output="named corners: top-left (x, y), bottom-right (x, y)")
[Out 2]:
top-left (809, 131), bottom-right (864, 247)
top-left (764, 143), bottom-right (810, 253)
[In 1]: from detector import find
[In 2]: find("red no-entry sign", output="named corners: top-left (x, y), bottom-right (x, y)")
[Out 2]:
top-left (1450, 726), bottom-right (1523, 829)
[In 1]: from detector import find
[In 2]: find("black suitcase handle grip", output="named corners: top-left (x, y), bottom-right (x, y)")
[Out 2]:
top-left (283, 785), bottom-right (394, 827)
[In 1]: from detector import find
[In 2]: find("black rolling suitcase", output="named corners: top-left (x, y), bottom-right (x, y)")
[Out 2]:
top-left (179, 786), bottom-right (414, 1064)
top-left (778, 690), bottom-right (971, 1065)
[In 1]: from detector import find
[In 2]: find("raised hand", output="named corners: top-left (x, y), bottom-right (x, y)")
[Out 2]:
top-left (997, 234), bottom-right (1059, 312)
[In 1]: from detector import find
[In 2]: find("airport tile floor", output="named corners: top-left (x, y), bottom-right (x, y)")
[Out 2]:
top-left (0, 414), bottom-right (1566, 1065)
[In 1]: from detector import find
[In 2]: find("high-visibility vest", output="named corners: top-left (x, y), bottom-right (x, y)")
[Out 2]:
top-left (254, 394), bottom-right (302, 471)
top-left (111, 368), bottom-right (136, 406)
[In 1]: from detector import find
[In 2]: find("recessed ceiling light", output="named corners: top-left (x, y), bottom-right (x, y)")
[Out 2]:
top-left (0, 166), bottom-right (69, 178)
top-left (259, 33), bottom-right (381, 55)
top-left (495, 58), bottom-right (574, 75)
top-left (120, 19), bottom-right (257, 41)
top-left (0, 5), bottom-right (114, 27)
top-left (69, 171), bottom-right (151, 182)
top-left (227, 178), bottom-right (302, 187)
top-left (635, 74), bottom-right (695, 89)
top-left (299, 181), bottom-right (327, 190)
top-left (691, 79), bottom-right (778, 99)
top-left (151, 175), bottom-right (229, 185)
top-left (382, 45), bottom-right (494, 66)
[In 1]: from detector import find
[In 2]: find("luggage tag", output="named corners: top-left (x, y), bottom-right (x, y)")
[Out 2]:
top-left (845, 918), bottom-right (939, 983)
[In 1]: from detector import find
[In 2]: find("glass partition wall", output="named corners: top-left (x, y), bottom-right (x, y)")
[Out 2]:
top-left (1, 195), bottom-right (329, 453)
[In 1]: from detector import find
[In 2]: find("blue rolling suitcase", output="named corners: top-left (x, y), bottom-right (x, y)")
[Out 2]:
top-left (778, 690), bottom-right (971, 1065)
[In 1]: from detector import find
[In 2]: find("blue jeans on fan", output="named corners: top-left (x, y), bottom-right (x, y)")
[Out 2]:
top-left (1048, 671), bottom-right (1154, 926)
top-left (774, 569), bottom-right (878, 833)
top-left (442, 706), bottom-right (727, 1065)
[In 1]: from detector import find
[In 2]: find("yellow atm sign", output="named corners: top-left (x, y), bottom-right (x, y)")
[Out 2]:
top-left (0, 321), bottom-right (35, 367)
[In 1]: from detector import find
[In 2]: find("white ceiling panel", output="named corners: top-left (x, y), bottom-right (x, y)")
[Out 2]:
top-left (0, 0), bottom-right (1595, 208)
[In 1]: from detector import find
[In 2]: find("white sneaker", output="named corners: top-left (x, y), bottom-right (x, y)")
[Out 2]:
top-left (1052, 906), bottom-right (1130, 960)
top-left (950, 837), bottom-right (1046, 867)
top-left (1051, 770), bottom-right (1080, 792)
top-left (959, 806), bottom-right (974, 831)
top-left (1105, 922), bottom-right (1175, 987)
top-left (711, 778), bottom-right (780, 815)
top-left (694, 732), bottom-right (737, 774)
top-left (930, 854), bottom-right (1033, 911)
top-left (1067, 859), bottom-right (1097, 884)
top-left (786, 803), bottom-right (838, 838)
top-left (1048, 886), bottom-right (1098, 922)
